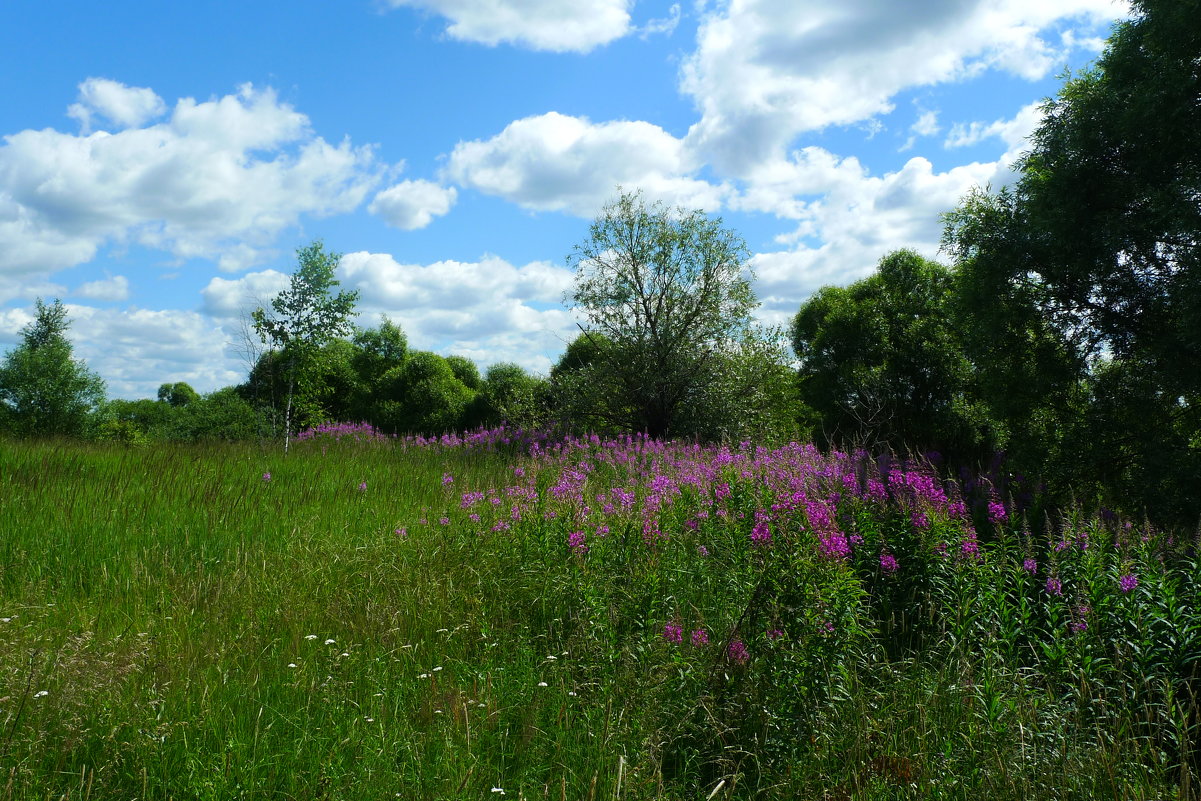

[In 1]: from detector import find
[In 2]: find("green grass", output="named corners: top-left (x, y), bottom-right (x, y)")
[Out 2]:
top-left (0, 437), bottom-right (1195, 799)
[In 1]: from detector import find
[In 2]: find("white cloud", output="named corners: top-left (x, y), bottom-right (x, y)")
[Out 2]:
top-left (945, 101), bottom-right (1044, 153)
top-left (680, 0), bottom-right (1122, 176)
top-left (0, 82), bottom-right (381, 284)
top-left (339, 251), bottom-right (577, 373)
top-left (201, 269), bottom-right (291, 319)
top-left (446, 111), bottom-right (727, 216)
top-left (639, 3), bottom-right (681, 38)
top-left (385, 0), bottom-right (631, 52)
top-left (369, 180), bottom-right (458, 230)
top-left (734, 147), bottom-right (1006, 322)
top-left (68, 78), bottom-right (167, 132)
top-left (74, 274), bottom-right (130, 302)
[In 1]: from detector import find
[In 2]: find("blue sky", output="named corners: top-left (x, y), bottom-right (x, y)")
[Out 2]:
top-left (0, 0), bottom-right (1126, 398)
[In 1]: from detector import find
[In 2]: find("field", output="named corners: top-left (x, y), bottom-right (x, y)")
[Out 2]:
top-left (1, 428), bottom-right (1198, 799)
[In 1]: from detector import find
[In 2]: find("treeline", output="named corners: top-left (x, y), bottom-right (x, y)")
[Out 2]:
top-left (0, 0), bottom-right (1197, 528)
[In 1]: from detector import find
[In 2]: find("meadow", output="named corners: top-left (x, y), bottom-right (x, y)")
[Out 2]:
top-left (0, 426), bottom-right (1197, 800)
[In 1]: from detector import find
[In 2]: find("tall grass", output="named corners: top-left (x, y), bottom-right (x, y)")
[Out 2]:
top-left (0, 432), bottom-right (1197, 799)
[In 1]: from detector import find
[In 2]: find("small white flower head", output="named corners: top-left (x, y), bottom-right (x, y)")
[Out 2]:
top-left (305, 634), bottom-right (318, 640)
top-left (568, 691), bottom-right (578, 697)
top-left (432, 666), bottom-right (443, 672)
top-left (324, 639), bottom-right (336, 645)
top-left (491, 789), bottom-right (505, 795)
top-left (287, 663), bottom-right (298, 669)
top-left (1, 617), bottom-right (11, 623)
top-left (417, 673), bottom-right (430, 679)
top-left (33, 690), bottom-right (49, 698)
top-left (545, 655), bottom-right (557, 661)
top-left (365, 717), bottom-right (375, 723)
top-left (340, 652), bottom-right (349, 657)
top-left (537, 681), bottom-right (548, 687)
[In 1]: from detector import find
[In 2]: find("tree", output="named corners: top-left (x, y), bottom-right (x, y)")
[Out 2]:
top-left (251, 241), bottom-right (359, 450)
top-left (377, 351), bottom-right (475, 435)
top-left (942, 0), bottom-right (1201, 526)
top-left (791, 250), bottom-right (994, 459)
top-left (564, 190), bottom-right (762, 439)
top-left (0, 298), bottom-right (105, 437)
top-left (157, 382), bottom-right (199, 407)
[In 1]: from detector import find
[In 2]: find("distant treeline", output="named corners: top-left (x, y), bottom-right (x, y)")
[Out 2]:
top-left (1, 0), bottom-right (1197, 529)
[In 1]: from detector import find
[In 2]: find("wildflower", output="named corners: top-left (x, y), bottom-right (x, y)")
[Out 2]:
top-left (358, 481), bottom-right (367, 492)
top-left (1045, 577), bottom-right (1063, 597)
top-left (1119, 573), bottom-right (1138, 594)
top-left (987, 500), bottom-right (1007, 524)
top-left (880, 552), bottom-right (899, 574)
top-left (442, 473), bottom-right (454, 486)
top-left (305, 634), bottom-right (318, 640)
top-left (766, 628), bottom-right (784, 640)
top-left (395, 528), bottom-right (407, 538)
top-left (818, 620), bottom-right (835, 635)
top-left (439, 517), bottom-right (450, 526)
top-left (568, 531), bottom-right (588, 556)
top-left (324, 639), bottom-right (335, 645)
top-left (960, 536), bottom-right (981, 561)
top-left (691, 629), bottom-right (709, 647)
top-left (1022, 558), bottom-right (1038, 575)
top-left (910, 510), bottom-right (930, 530)
top-left (287, 663), bottom-right (298, 669)
top-left (262, 472), bottom-right (271, 483)
top-left (727, 640), bottom-right (750, 665)
top-left (697, 545), bottom-right (709, 557)
top-left (663, 623), bottom-right (683, 644)
top-left (33, 690), bottom-right (48, 698)
top-left (750, 517), bottom-right (772, 546)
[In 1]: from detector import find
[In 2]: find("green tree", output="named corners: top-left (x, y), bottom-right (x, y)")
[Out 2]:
top-left (468, 362), bottom-right (548, 430)
top-left (157, 382), bottom-right (199, 408)
top-left (251, 241), bottom-right (359, 450)
top-left (942, 0), bottom-right (1201, 525)
top-left (791, 250), bottom-right (993, 458)
top-left (0, 298), bottom-right (105, 437)
top-left (564, 190), bottom-right (762, 439)
top-left (377, 351), bottom-right (475, 435)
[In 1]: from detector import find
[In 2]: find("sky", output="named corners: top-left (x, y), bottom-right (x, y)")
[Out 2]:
top-left (0, 0), bottom-right (1129, 399)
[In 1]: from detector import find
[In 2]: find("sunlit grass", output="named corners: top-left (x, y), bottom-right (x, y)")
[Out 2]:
top-left (0, 434), bottom-right (1196, 799)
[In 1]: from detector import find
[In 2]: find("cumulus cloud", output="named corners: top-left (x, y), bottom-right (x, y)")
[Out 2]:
top-left (945, 101), bottom-right (1044, 153)
top-left (680, 0), bottom-right (1121, 176)
top-left (0, 81), bottom-right (381, 283)
top-left (74, 274), bottom-right (130, 302)
top-left (732, 147), bottom-right (1005, 324)
top-left (369, 180), bottom-right (458, 230)
top-left (340, 251), bottom-right (577, 373)
top-left (201, 269), bottom-right (291, 319)
top-left (446, 111), bottom-right (727, 216)
top-left (68, 77), bottom-right (167, 132)
top-left (385, 0), bottom-right (631, 52)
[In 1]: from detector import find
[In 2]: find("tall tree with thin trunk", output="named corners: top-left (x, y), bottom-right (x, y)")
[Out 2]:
top-left (252, 241), bottom-right (359, 451)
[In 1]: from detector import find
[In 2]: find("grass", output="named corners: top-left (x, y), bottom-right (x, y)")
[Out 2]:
top-left (0, 432), bottom-right (1197, 799)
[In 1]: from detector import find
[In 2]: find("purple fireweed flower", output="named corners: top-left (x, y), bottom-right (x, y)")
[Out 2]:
top-left (262, 472), bottom-right (271, 483)
top-left (568, 531), bottom-right (587, 555)
top-left (1119, 573), bottom-right (1138, 594)
top-left (960, 537), bottom-right (981, 561)
top-left (987, 500), bottom-right (1008, 524)
top-left (439, 517), bottom-right (450, 526)
top-left (750, 517), bottom-right (772, 546)
top-left (910, 510), bottom-right (931, 530)
top-left (697, 545), bottom-right (710, 557)
top-left (442, 473), bottom-right (454, 486)
top-left (1046, 577), bottom-right (1063, 596)
top-left (818, 620), bottom-right (835, 635)
top-left (880, 553), bottom-right (899, 574)
top-left (663, 623), bottom-right (683, 644)
top-left (691, 629), bottom-right (709, 647)
top-left (1070, 605), bottom-right (1091, 634)
top-left (1022, 558), bottom-right (1038, 575)
top-left (727, 640), bottom-right (750, 665)
top-left (358, 481), bottom-right (368, 492)
top-left (767, 628), bottom-right (784, 640)
top-left (394, 527), bottom-right (407, 538)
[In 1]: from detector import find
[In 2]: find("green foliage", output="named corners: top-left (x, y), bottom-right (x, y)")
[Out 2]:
top-left (942, 0), bottom-right (1201, 525)
top-left (469, 362), bottom-right (548, 429)
top-left (0, 299), bottom-right (105, 438)
top-left (378, 350), bottom-right (476, 434)
top-left (792, 250), bottom-right (994, 459)
top-left (564, 189), bottom-right (763, 439)
top-left (251, 241), bottom-right (360, 444)
top-left (445, 355), bottom-right (482, 390)
top-left (156, 381), bottom-right (199, 407)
